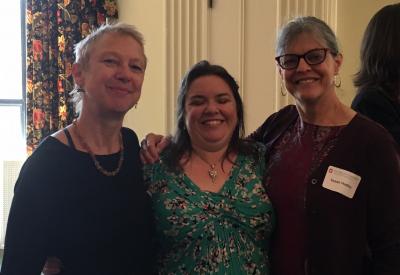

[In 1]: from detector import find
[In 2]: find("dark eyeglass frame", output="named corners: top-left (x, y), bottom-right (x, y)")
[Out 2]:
top-left (275, 48), bottom-right (336, 70)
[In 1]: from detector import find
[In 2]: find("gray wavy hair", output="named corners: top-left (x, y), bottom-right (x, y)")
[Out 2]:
top-left (276, 16), bottom-right (340, 56)
top-left (69, 22), bottom-right (147, 114)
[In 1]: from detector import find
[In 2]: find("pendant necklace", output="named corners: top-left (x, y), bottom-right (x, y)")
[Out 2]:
top-left (193, 151), bottom-right (220, 183)
top-left (73, 119), bottom-right (124, 177)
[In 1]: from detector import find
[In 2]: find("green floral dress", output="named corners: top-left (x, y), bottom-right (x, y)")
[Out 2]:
top-left (144, 143), bottom-right (274, 275)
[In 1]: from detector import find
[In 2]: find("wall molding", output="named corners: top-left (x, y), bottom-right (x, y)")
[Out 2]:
top-left (165, 1), bottom-right (209, 133)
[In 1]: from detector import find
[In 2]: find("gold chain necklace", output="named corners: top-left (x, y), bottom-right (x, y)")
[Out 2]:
top-left (72, 120), bottom-right (124, 176)
top-left (193, 151), bottom-right (221, 183)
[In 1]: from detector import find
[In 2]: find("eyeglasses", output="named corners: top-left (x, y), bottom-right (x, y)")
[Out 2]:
top-left (275, 48), bottom-right (335, 70)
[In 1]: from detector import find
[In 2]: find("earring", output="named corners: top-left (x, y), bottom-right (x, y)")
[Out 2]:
top-left (334, 74), bottom-right (342, 88)
top-left (280, 81), bottom-right (287, 96)
top-left (134, 103), bottom-right (138, 109)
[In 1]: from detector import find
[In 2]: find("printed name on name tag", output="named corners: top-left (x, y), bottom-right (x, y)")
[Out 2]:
top-left (322, 166), bottom-right (361, 198)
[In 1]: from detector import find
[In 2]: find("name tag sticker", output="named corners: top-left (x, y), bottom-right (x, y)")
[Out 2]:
top-left (322, 166), bottom-right (361, 199)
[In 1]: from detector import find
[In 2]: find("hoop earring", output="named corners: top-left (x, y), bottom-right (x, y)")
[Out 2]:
top-left (334, 74), bottom-right (342, 88)
top-left (280, 81), bottom-right (287, 96)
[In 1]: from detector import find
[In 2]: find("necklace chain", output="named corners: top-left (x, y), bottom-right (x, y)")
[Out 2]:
top-left (72, 120), bottom-right (124, 177)
top-left (193, 151), bottom-right (220, 183)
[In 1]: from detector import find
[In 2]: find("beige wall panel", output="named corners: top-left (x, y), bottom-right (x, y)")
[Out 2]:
top-left (242, 1), bottom-right (278, 134)
top-left (208, 0), bottom-right (242, 84)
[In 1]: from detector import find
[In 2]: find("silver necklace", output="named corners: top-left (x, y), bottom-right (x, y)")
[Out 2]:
top-left (193, 152), bottom-right (220, 183)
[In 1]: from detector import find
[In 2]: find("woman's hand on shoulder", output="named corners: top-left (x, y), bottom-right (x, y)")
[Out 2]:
top-left (139, 133), bottom-right (171, 164)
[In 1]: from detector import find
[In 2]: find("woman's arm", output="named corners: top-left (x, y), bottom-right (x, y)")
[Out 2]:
top-left (1, 163), bottom-right (49, 275)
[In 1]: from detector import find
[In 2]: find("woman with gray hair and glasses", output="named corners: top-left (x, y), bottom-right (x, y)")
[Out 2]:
top-left (252, 16), bottom-right (400, 275)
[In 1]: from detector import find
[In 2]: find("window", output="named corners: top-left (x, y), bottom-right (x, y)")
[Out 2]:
top-left (0, 0), bottom-right (26, 160)
top-left (0, 0), bottom-right (26, 246)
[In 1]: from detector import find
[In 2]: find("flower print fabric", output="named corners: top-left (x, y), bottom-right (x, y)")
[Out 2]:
top-left (144, 142), bottom-right (274, 275)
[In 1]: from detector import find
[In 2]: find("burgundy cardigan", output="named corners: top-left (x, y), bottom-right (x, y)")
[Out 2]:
top-left (250, 105), bottom-right (400, 275)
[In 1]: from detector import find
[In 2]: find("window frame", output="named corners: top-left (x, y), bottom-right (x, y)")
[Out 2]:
top-left (0, 0), bottom-right (26, 139)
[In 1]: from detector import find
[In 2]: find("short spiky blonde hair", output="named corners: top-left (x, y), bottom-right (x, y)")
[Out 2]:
top-left (69, 22), bottom-right (147, 114)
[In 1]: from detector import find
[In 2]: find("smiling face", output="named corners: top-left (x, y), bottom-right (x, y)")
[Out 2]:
top-left (279, 32), bottom-right (342, 105)
top-left (184, 75), bottom-right (238, 152)
top-left (73, 33), bottom-right (146, 117)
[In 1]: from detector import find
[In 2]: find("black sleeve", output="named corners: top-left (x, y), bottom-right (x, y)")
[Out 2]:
top-left (1, 155), bottom-right (54, 275)
top-left (365, 131), bottom-right (400, 274)
top-left (352, 90), bottom-right (400, 146)
top-left (247, 120), bottom-right (269, 142)
top-left (247, 111), bottom-right (280, 143)
top-left (123, 128), bottom-right (157, 274)
top-left (247, 105), bottom-right (298, 147)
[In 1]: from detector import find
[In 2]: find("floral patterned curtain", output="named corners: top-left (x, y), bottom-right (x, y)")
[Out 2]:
top-left (26, 0), bottom-right (118, 154)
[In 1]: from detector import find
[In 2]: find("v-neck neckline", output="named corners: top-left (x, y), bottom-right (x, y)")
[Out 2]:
top-left (182, 153), bottom-right (243, 195)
